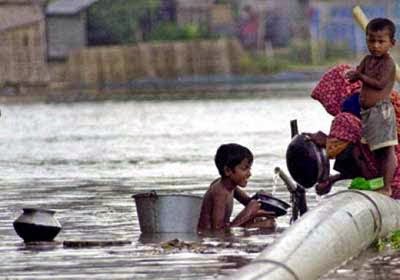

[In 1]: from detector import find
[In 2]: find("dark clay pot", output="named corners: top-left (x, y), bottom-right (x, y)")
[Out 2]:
top-left (13, 208), bottom-right (62, 242)
top-left (286, 134), bottom-right (330, 188)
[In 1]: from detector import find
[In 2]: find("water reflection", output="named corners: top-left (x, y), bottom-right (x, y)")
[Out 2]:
top-left (322, 249), bottom-right (400, 280)
top-left (0, 95), bottom-right (395, 279)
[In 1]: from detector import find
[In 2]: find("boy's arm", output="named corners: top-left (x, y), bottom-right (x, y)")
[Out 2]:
top-left (230, 199), bottom-right (261, 227)
top-left (358, 58), bottom-right (395, 90)
top-left (233, 187), bottom-right (252, 206)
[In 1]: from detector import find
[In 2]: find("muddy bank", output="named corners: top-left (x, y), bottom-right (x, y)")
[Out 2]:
top-left (0, 72), bottom-right (323, 104)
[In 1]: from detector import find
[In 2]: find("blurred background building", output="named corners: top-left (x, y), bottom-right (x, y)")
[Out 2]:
top-left (0, 0), bottom-right (49, 89)
top-left (43, 0), bottom-right (400, 63)
top-left (1, 0), bottom-right (400, 94)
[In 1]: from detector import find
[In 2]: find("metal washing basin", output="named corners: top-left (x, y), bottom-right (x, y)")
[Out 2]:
top-left (132, 191), bottom-right (203, 233)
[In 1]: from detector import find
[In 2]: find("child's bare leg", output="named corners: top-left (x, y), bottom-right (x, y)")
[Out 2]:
top-left (375, 146), bottom-right (397, 196)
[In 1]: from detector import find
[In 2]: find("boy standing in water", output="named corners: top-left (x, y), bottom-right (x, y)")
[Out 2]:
top-left (197, 143), bottom-right (275, 231)
top-left (346, 18), bottom-right (398, 196)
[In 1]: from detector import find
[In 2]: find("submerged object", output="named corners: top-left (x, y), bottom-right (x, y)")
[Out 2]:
top-left (138, 232), bottom-right (201, 244)
top-left (286, 134), bottom-right (329, 188)
top-left (224, 190), bottom-right (400, 280)
top-left (13, 208), bottom-right (62, 242)
top-left (256, 193), bottom-right (290, 217)
top-left (132, 191), bottom-right (203, 233)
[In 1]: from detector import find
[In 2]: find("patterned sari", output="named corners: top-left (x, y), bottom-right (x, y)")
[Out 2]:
top-left (312, 64), bottom-right (400, 199)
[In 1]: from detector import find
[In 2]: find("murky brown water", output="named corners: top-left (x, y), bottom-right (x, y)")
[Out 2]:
top-left (321, 248), bottom-right (400, 280)
top-left (0, 93), bottom-right (397, 279)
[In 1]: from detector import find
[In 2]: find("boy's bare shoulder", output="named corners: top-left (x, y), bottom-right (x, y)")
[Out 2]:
top-left (363, 54), bottom-right (394, 63)
top-left (382, 54), bottom-right (396, 73)
top-left (209, 179), bottom-right (227, 194)
top-left (362, 54), bottom-right (395, 75)
top-left (387, 55), bottom-right (396, 66)
top-left (381, 53), bottom-right (394, 64)
top-left (382, 53), bottom-right (395, 64)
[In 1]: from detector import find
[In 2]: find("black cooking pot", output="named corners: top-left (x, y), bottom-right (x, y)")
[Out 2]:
top-left (253, 193), bottom-right (290, 217)
top-left (286, 134), bottom-right (330, 188)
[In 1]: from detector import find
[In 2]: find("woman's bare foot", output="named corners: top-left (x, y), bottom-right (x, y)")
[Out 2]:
top-left (376, 186), bottom-right (392, 197)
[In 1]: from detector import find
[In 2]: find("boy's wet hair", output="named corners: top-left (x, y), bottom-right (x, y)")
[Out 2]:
top-left (215, 143), bottom-right (253, 177)
top-left (366, 18), bottom-right (396, 39)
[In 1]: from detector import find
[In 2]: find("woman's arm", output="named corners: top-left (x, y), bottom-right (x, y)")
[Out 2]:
top-left (303, 131), bottom-right (328, 147)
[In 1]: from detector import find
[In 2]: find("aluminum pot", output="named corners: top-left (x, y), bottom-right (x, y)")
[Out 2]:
top-left (132, 192), bottom-right (203, 233)
top-left (13, 208), bottom-right (62, 242)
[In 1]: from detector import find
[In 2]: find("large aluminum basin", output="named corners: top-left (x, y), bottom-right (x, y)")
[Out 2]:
top-left (132, 192), bottom-right (203, 233)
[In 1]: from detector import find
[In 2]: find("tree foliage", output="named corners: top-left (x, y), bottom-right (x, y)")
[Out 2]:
top-left (147, 23), bottom-right (213, 42)
top-left (87, 0), bottom-right (160, 45)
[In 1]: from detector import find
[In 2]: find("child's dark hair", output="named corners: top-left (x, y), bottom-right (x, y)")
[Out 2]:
top-left (366, 18), bottom-right (396, 39)
top-left (214, 143), bottom-right (253, 177)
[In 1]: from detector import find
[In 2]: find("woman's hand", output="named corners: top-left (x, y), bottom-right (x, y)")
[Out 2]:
top-left (303, 131), bottom-right (327, 147)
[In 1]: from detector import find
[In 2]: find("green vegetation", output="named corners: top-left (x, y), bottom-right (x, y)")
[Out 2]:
top-left (287, 39), bottom-right (354, 66)
top-left (264, 38), bottom-right (357, 72)
top-left (289, 39), bottom-right (312, 64)
top-left (84, 1), bottom-right (354, 74)
top-left (147, 23), bottom-right (216, 42)
top-left (239, 54), bottom-right (288, 74)
top-left (87, 0), bottom-right (160, 45)
top-left (375, 230), bottom-right (400, 251)
top-left (87, 0), bottom-right (217, 45)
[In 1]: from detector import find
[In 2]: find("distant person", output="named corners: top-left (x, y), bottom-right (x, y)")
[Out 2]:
top-left (345, 18), bottom-right (398, 196)
top-left (237, 5), bottom-right (259, 50)
top-left (197, 143), bottom-right (276, 231)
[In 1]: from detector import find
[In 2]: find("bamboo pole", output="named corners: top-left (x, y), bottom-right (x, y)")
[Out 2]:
top-left (352, 5), bottom-right (400, 81)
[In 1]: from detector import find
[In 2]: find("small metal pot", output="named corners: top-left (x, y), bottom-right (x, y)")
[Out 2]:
top-left (132, 192), bottom-right (203, 233)
top-left (13, 208), bottom-right (62, 242)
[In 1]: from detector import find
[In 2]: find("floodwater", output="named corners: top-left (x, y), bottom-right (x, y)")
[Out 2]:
top-left (0, 90), bottom-right (398, 279)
